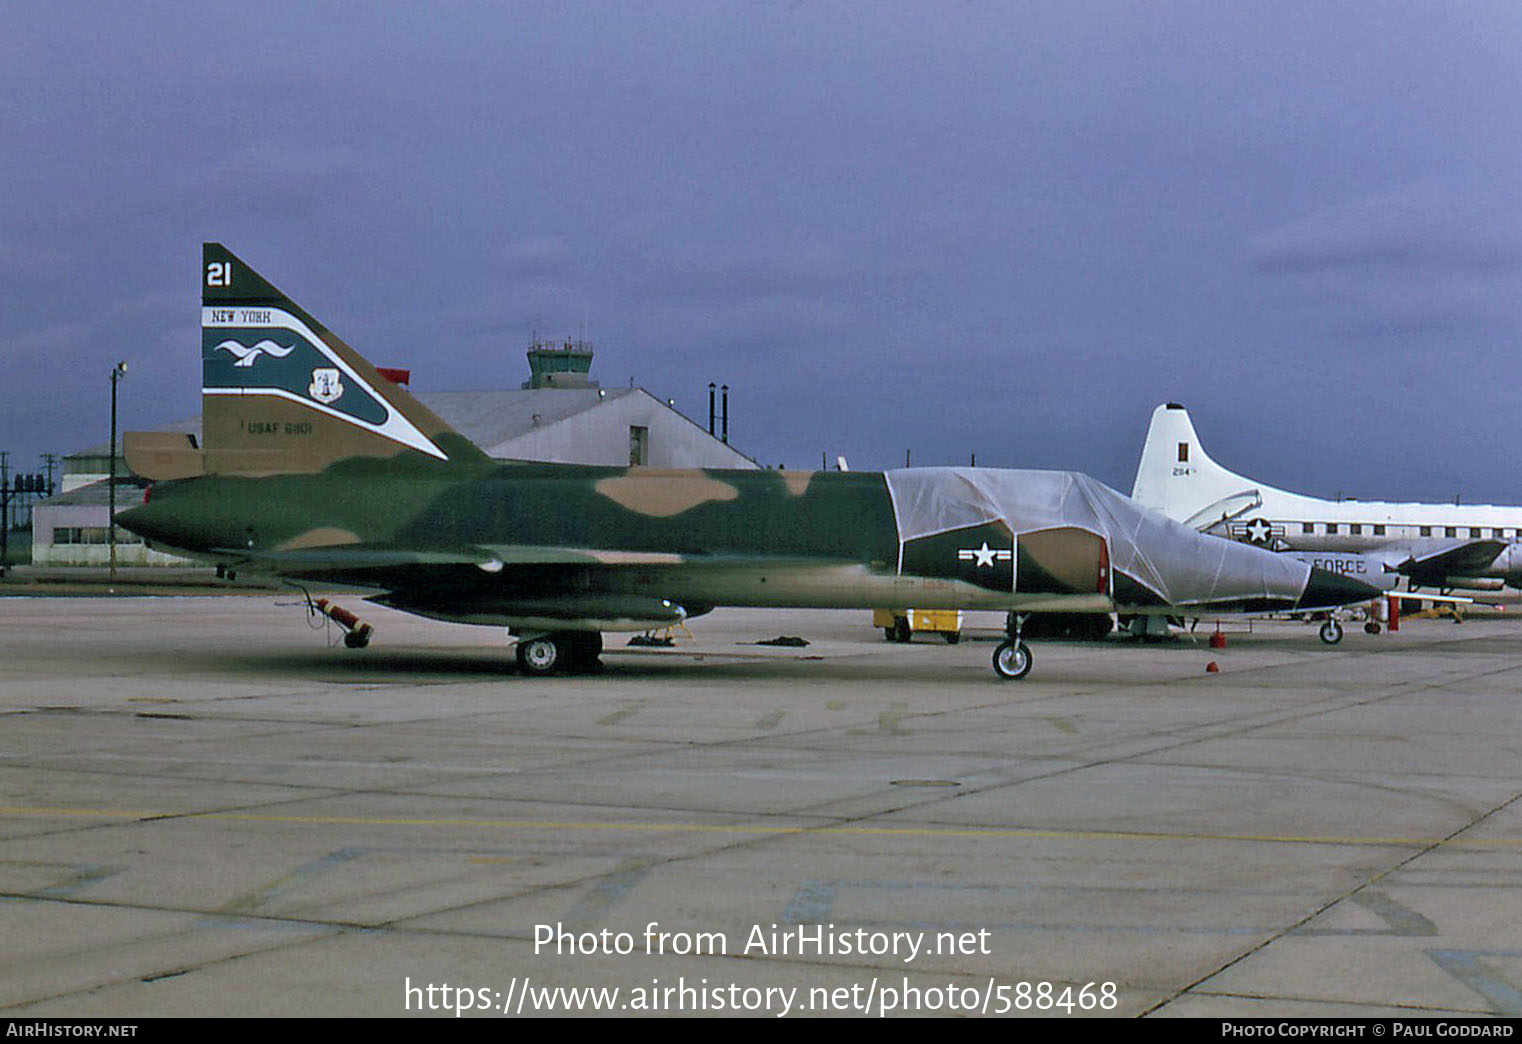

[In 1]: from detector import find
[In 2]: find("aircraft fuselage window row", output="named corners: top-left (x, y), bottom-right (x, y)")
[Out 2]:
top-left (1288, 524), bottom-right (1519, 539)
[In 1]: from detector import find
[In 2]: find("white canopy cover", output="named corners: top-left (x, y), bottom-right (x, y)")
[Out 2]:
top-left (885, 468), bottom-right (1313, 609)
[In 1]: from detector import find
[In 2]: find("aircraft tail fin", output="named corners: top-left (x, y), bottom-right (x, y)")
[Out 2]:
top-left (187, 243), bottom-right (489, 476)
top-left (1130, 403), bottom-right (1260, 527)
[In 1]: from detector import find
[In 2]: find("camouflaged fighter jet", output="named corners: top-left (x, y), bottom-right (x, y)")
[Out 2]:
top-left (116, 245), bottom-right (1382, 679)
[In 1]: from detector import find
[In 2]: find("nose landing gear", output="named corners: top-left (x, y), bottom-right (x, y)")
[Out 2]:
top-left (993, 613), bottom-right (1034, 680)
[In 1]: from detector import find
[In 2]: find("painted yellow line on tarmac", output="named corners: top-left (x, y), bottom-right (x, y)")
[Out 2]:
top-left (2, 805), bottom-right (1517, 849)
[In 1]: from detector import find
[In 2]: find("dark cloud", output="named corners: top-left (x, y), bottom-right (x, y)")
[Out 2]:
top-left (1244, 183), bottom-right (1522, 341)
top-left (3, 2), bottom-right (1522, 503)
top-left (1247, 184), bottom-right (1522, 276)
top-left (493, 236), bottom-right (575, 279)
top-left (190, 146), bottom-right (369, 221)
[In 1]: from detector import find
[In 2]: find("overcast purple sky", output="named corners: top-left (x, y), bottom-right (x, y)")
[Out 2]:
top-left (4, 2), bottom-right (1520, 501)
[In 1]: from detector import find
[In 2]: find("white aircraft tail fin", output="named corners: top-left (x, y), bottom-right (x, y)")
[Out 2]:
top-left (1131, 404), bottom-right (1262, 529)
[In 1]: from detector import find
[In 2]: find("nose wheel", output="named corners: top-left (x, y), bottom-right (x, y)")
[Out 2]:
top-left (993, 613), bottom-right (1033, 680)
top-left (1318, 618), bottom-right (1344, 645)
top-left (992, 639), bottom-right (1033, 680)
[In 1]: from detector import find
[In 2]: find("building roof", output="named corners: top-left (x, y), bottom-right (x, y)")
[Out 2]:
top-left (68, 417), bottom-right (201, 461)
top-left (85, 389), bottom-right (658, 453)
top-left (417, 387), bottom-right (637, 449)
top-left (37, 477), bottom-right (147, 507)
top-left (71, 385), bottom-right (757, 469)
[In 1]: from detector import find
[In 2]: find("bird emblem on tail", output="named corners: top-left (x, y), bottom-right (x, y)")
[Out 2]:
top-left (214, 339), bottom-right (296, 367)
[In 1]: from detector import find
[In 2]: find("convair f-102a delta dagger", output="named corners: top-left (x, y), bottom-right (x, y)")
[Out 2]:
top-left (116, 246), bottom-right (1381, 680)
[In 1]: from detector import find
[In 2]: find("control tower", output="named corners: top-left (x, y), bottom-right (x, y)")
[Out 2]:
top-left (522, 338), bottom-right (599, 390)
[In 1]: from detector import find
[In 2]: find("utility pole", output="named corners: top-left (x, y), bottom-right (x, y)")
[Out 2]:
top-left (109, 361), bottom-right (127, 578)
top-left (0, 451), bottom-right (9, 575)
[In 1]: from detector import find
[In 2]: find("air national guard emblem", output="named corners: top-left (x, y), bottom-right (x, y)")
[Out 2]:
top-left (309, 368), bottom-right (344, 405)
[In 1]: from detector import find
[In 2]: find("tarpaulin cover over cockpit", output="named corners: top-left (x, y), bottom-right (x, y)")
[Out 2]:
top-left (884, 468), bottom-right (1312, 608)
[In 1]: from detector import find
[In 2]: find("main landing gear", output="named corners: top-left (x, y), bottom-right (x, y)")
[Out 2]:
top-left (993, 613), bottom-right (1034, 681)
top-left (1318, 618), bottom-right (1344, 645)
top-left (514, 631), bottom-right (604, 676)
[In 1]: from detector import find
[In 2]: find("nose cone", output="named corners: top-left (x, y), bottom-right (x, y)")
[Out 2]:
top-left (114, 502), bottom-right (168, 544)
top-left (1296, 567), bottom-right (1384, 610)
top-left (115, 496), bottom-right (202, 553)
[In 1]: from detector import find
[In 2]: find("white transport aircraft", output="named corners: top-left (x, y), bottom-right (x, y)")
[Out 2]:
top-left (1132, 403), bottom-right (1522, 640)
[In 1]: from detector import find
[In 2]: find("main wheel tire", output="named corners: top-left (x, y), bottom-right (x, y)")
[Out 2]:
top-left (992, 639), bottom-right (1032, 680)
top-left (1318, 619), bottom-right (1343, 645)
top-left (566, 632), bottom-right (604, 673)
top-left (517, 635), bottom-right (562, 676)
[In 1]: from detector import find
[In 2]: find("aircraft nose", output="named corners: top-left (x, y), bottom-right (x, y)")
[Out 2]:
top-left (114, 503), bottom-right (160, 541)
top-left (115, 499), bottom-right (190, 549)
top-left (1295, 567), bottom-right (1383, 610)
